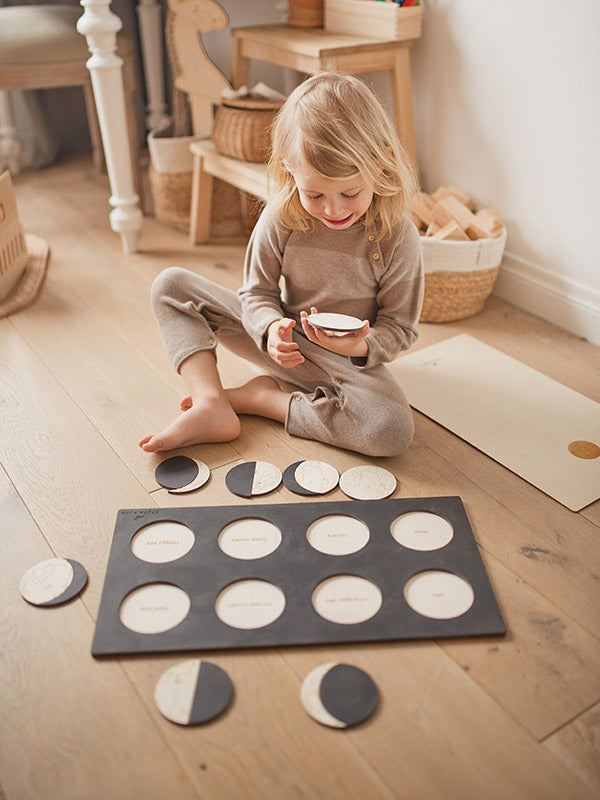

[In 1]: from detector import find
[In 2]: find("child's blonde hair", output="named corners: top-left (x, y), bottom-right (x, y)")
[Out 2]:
top-left (267, 72), bottom-right (417, 240)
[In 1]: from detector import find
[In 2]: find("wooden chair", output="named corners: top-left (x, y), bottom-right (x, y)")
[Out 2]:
top-left (0, 4), bottom-right (140, 194)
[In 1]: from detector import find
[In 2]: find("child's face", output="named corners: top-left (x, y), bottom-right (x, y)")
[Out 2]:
top-left (291, 165), bottom-right (374, 231)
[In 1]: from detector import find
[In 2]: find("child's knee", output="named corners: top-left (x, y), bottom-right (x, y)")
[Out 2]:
top-left (150, 266), bottom-right (187, 310)
top-left (363, 404), bottom-right (414, 457)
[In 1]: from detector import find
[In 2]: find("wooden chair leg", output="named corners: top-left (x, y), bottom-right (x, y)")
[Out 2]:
top-left (189, 150), bottom-right (213, 244)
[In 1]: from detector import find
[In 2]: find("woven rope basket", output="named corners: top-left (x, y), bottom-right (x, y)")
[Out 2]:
top-left (420, 227), bottom-right (507, 322)
top-left (212, 97), bottom-right (282, 162)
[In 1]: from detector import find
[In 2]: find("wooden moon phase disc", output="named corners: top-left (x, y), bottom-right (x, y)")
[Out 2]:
top-left (301, 663), bottom-right (379, 728)
top-left (307, 312), bottom-right (364, 333)
top-left (19, 557), bottom-right (88, 606)
top-left (283, 460), bottom-right (319, 496)
top-left (154, 659), bottom-right (233, 726)
top-left (294, 460), bottom-right (339, 495)
top-left (339, 465), bottom-right (397, 500)
top-left (155, 456), bottom-right (199, 489)
top-left (404, 570), bottom-right (474, 619)
top-left (225, 461), bottom-right (282, 498)
top-left (168, 461), bottom-right (210, 493)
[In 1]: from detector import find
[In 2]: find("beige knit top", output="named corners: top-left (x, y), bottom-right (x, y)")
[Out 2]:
top-left (239, 204), bottom-right (424, 369)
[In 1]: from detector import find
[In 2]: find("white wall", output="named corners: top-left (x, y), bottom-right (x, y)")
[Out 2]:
top-left (409, 0), bottom-right (600, 344)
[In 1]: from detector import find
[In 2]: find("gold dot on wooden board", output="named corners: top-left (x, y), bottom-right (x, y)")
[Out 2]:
top-left (568, 440), bottom-right (600, 459)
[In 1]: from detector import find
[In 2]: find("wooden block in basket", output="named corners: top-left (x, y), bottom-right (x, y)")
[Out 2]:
top-left (324, 0), bottom-right (422, 41)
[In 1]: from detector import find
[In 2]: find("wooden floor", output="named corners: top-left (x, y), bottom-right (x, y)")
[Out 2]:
top-left (2, 157), bottom-right (599, 800)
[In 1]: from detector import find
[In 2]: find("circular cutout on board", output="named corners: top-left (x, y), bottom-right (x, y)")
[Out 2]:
top-left (130, 520), bottom-right (195, 563)
top-left (19, 557), bottom-right (88, 606)
top-left (225, 461), bottom-right (282, 498)
top-left (168, 461), bottom-right (210, 493)
top-left (306, 515), bottom-right (370, 556)
top-left (301, 662), bottom-right (379, 729)
top-left (215, 579), bottom-right (285, 629)
top-left (404, 570), bottom-right (474, 619)
top-left (307, 312), bottom-right (364, 335)
top-left (390, 511), bottom-right (454, 551)
top-left (294, 460), bottom-right (339, 495)
top-left (154, 659), bottom-right (233, 726)
top-left (339, 465), bottom-right (397, 500)
top-left (119, 583), bottom-right (191, 634)
top-left (218, 518), bottom-right (282, 560)
top-left (312, 574), bottom-right (382, 625)
top-left (155, 456), bottom-right (199, 490)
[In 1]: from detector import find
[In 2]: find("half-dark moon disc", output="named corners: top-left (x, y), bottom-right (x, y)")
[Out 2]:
top-left (225, 461), bottom-right (282, 498)
top-left (154, 659), bottom-right (233, 726)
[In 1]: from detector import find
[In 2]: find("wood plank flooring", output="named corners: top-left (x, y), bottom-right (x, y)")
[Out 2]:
top-left (1, 157), bottom-right (599, 800)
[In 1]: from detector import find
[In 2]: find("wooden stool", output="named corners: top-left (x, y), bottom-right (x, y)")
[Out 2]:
top-left (0, 4), bottom-right (140, 194)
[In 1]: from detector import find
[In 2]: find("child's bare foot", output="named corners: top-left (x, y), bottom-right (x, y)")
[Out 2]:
top-left (180, 395), bottom-right (193, 411)
top-left (139, 394), bottom-right (241, 452)
top-left (226, 375), bottom-right (290, 423)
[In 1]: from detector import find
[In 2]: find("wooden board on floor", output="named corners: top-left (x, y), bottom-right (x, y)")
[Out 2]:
top-left (390, 334), bottom-right (600, 511)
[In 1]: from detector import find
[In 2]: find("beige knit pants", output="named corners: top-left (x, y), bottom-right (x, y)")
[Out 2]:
top-left (151, 267), bottom-right (414, 457)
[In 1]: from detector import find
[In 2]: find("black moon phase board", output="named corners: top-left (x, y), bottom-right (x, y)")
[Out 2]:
top-left (154, 659), bottom-right (233, 725)
top-left (155, 456), bottom-right (199, 490)
top-left (225, 461), bottom-right (282, 498)
top-left (301, 663), bottom-right (379, 728)
top-left (19, 557), bottom-right (88, 606)
top-left (91, 496), bottom-right (505, 657)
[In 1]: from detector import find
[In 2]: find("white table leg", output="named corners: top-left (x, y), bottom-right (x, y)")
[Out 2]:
top-left (136, 0), bottom-right (167, 130)
top-left (77, 0), bottom-right (143, 253)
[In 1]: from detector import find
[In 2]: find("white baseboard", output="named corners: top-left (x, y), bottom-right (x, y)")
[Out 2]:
top-left (493, 251), bottom-right (600, 346)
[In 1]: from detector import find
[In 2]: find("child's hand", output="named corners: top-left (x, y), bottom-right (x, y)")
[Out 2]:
top-left (300, 308), bottom-right (370, 359)
top-left (267, 318), bottom-right (305, 368)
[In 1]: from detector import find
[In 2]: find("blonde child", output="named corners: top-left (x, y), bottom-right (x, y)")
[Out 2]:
top-left (140, 72), bottom-right (423, 457)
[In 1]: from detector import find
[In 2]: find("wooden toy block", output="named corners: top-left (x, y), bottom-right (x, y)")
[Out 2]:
top-left (408, 211), bottom-right (424, 231)
top-left (424, 221), bottom-right (441, 236)
top-left (470, 209), bottom-right (504, 238)
top-left (447, 184), bottom-right (476, 210)
top-left (434, 195), bottom-right (474, 230)
top-left (409, 192), bottom-right (435, 226)
top-left (431, 199), bottom-right (456, 228)
top-left (434, 221), bottom-right (470, 241)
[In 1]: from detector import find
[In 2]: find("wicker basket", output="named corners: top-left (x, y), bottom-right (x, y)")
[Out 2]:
top-left (212, 97), bottom-right (282, 163)
top-left (420, 227), bottom-right (507, 322)
top-left (0, 170), bottom-right (27, 301)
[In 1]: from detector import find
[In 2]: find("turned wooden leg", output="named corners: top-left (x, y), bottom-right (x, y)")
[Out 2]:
top-left (77, 0), bottom-right (143, 254)
top-left (189, 149), bottom-right (213, 244)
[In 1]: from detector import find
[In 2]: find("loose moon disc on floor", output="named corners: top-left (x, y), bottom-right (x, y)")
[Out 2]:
top-left (154, 659), bottom-right (233, 726)
top-left (283, 461), bottom-right (320, 495)
top-left (168, 461), bottom-right (210, 493)
top-left (19, 557), bottom-right (88, 606)
top-left (339, 465), bottom-right (397, 500)
top-left (225, 461), bottom-right (282, 498)
top-left (301, 662), bottom-right (379, 728)
top-left (294, 460), bottom-right (339, 495)
top-left (404, 570), bottom-right (474, 619)
top-left (155, 456), bottom-right (199, 490)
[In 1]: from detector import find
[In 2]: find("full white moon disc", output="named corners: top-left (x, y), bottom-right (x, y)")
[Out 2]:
top-left (312, 574), bottom-right (382, 624)
top-left (404, 570), bottom-right (474, 619)
top-left (339, 465), bottom-right (397, 500)
top-left (119, 583), bottom-right (191, 634)
top-left (294, 460), bottom-right (339, 494)
top-left (215, 579), bottom-right (286, 629)
top-left (307, 312), bottom-right (364, 333)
